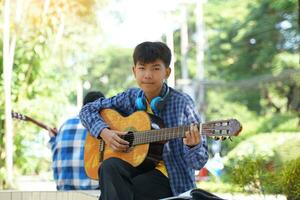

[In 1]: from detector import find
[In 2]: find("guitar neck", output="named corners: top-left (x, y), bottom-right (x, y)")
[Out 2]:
top-left (27, 116), bottom-right (51, 131)
top-left (132, 124), bottom-right (192, 145)
top-left (131, 120), bottom-right (239, 145)
top-left (13, 113), bottom-right (57, 136)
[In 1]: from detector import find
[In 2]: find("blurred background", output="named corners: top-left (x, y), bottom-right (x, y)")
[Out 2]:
top-left (1, 0), bottom-right (299, 199)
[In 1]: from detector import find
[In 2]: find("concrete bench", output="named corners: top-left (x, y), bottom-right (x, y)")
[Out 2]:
top-left (0, 190), bottom-right (100, 200)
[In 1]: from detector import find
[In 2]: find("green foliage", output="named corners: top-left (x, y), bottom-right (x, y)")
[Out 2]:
top-left (225, 155), bottom-right (278, 193)
top-left (0, 69), bottom-right (6, 189)
top-left (257, 113), bottom-right (300, 133)
top-left (224, 133), bottom-right (300, 162)
top-left (225, 156), bottom-right (300, 197)
top-left (0, 0), bottom-right (108, 188)
top-left (0, 110), bottom-right (5, 189)
top-left (205, 90), bottom-right (299, 155)
top-left (199, 0), bottom-right (300, 169)
top-left (278, 158), bottom-right (300, 200)
top-left (82, 46), bottom-right (136, 97)
top-left (206, 91), bottom-right (257, 134)
top-left (202, 0), bottom-right (299, 118)
top-left (224, 133), bottom-right (300, 194)
top-left (197, 180), bottom-right (243, 193)
top-left (275, 139), bottom-right (300, 164)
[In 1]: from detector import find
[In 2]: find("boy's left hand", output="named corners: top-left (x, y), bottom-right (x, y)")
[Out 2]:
top-left (48, 127), bottom-right (58, 138)
top-left (183, 124), bottom-right (201, 148)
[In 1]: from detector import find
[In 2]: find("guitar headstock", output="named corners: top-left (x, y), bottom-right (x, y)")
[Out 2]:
top-left (202, 119), bottom-right (242, 139)
top-left (11, 111), bottom-right (28, 121)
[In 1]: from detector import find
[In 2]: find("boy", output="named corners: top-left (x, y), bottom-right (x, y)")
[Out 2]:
top-left (80, 41), bottom-right (208, 200)
top-left (49, 91), bottom-right (104, 190)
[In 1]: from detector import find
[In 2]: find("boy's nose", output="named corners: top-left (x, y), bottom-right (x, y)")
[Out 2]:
top-left (144, 70), bottom-right (153, 79)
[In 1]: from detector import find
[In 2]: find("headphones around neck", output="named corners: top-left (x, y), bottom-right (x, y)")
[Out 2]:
top-left (135, 84), bottom-right (170, 113)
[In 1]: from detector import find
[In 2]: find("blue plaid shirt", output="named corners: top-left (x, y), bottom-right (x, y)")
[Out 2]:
top-left (48, 116), bottom-right (99, 190)
top-left (79, 86), bottom-right (208, 195)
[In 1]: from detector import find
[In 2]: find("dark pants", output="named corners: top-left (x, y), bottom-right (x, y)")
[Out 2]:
top-left (98, 157), bottom-right (172, 200)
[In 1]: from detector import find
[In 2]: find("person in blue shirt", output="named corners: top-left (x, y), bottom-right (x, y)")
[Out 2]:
top-left (49, 91), bottom-right (104, 190)
top-left (79, 41), bottom-right (208, 200)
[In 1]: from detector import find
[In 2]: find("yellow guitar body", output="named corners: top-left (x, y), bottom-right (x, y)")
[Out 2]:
top-left (84, 109), bottom-right (151, 180)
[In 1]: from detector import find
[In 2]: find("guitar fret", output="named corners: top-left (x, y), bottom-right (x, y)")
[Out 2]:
top-left (134, 126), bottom-right (184, 145)
top-left (133, 124), bottom-right (189, 145)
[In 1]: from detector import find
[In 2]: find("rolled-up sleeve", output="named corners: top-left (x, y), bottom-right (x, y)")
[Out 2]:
top-left (79, 97), bottom-right (109, 138)
top-left (182, 97), bottom-right (209, 170)
top-left (183, 137), bottom-right (208, 169)
top-left (79, 89), bottom-right (137, 138)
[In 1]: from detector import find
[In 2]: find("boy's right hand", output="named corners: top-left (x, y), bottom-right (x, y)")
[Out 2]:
top-left (100, 128), bottom-right (130, 152)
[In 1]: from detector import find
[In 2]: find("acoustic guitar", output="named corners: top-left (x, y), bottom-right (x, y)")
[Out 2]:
top-left (11, 111), bottom-right (57, 136)
top-left (84, 109), bottom-right (242, 180)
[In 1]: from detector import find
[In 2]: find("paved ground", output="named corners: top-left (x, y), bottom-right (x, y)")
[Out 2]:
top-left (168, 189), bottom-right (286, 200)
top-left (217, 193), bottom-right (286, 200)
top-left (15, 175), bottom-right (56, 191)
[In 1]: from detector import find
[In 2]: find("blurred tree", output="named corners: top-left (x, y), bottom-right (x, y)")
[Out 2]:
top-left (0, 0), bottom-right (108, 188)
top-left (203, 0), bottom-right (299, 117)
top-left (82, 46), bottom-right (135, 97)
top-left (167, 0), bottom-right (299, 158)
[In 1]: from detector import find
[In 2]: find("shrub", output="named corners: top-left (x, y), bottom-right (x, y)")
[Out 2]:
top-left (224, 155), bottom-right (279, 193)
top-left (223, 133), bottom-right (300, 194)
top-left (278, 158), bottom-right (300, 200)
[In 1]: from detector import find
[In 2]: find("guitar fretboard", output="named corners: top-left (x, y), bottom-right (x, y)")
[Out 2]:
top-left (132, 125), bottom-right (193, 145)
top-left (130, 120), bottom-right (239, 145)
top-left (11, 111), bottom-right (57, 135)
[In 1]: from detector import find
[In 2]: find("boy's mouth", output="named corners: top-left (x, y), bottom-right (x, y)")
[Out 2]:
top-left (142, 82), bottom-right (154, 84)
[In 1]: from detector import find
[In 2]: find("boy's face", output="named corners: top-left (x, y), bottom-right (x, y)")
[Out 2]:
top-left (132, 59), bottom-right (171, 98)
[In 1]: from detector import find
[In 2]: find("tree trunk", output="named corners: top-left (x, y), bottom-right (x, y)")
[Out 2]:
top-left (3, 0), bottom-right (14, 186)
top-left (3, 0), bottom-right (22, 186)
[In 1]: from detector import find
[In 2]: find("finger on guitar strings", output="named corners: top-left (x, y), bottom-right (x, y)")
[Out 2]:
top-left (114, 133), bottom-right (130, 145)
top-left (111, 134), bottom-right (130, 152)
top-left (190, 124), bottom-right (200, 144)
top-left (183, 126), bottom-right (191, 145)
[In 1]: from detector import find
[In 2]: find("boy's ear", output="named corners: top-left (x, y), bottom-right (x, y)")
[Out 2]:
top-left (165, 67), bottom-right (171, 79)
top-left (132, 66), bottom-right (136, 77)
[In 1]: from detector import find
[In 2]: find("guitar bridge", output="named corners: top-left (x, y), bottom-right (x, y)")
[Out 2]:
top-left (99, 140), bottom-right (105, 162)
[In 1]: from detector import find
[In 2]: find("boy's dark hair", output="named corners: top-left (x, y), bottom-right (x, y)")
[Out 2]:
top-left (133, 41), bottom-right (171, 67)
top-left (83, 91), bottom-right (105, 106)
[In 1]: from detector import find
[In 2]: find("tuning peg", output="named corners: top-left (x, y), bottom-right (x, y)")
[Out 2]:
top-left (212, 136), bottom-right (220, 140)
top-left (211, 136), bottom-right (233, 141)
top-left (221, 136), bottom-right (227, 141)
top-left (216, 136), bottom-right (229, 141)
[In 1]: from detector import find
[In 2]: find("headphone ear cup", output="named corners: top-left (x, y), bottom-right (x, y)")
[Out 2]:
top-left (150, 97), bottom-right (162, 113)
top-left (155, 99), bottom-right (165, 111)
top-left (136, 97), bottom-right (146, 110)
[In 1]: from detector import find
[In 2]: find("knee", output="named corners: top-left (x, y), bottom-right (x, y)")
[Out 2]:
top-left (99, 157), bottom-right (122, 174)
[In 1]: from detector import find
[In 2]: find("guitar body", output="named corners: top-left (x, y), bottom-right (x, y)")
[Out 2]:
top-left (84, 109), bottom-right (154, 180)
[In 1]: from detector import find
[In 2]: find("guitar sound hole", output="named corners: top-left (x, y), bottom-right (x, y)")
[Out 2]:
top-left (121, 132), bottom-right (134, 147)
